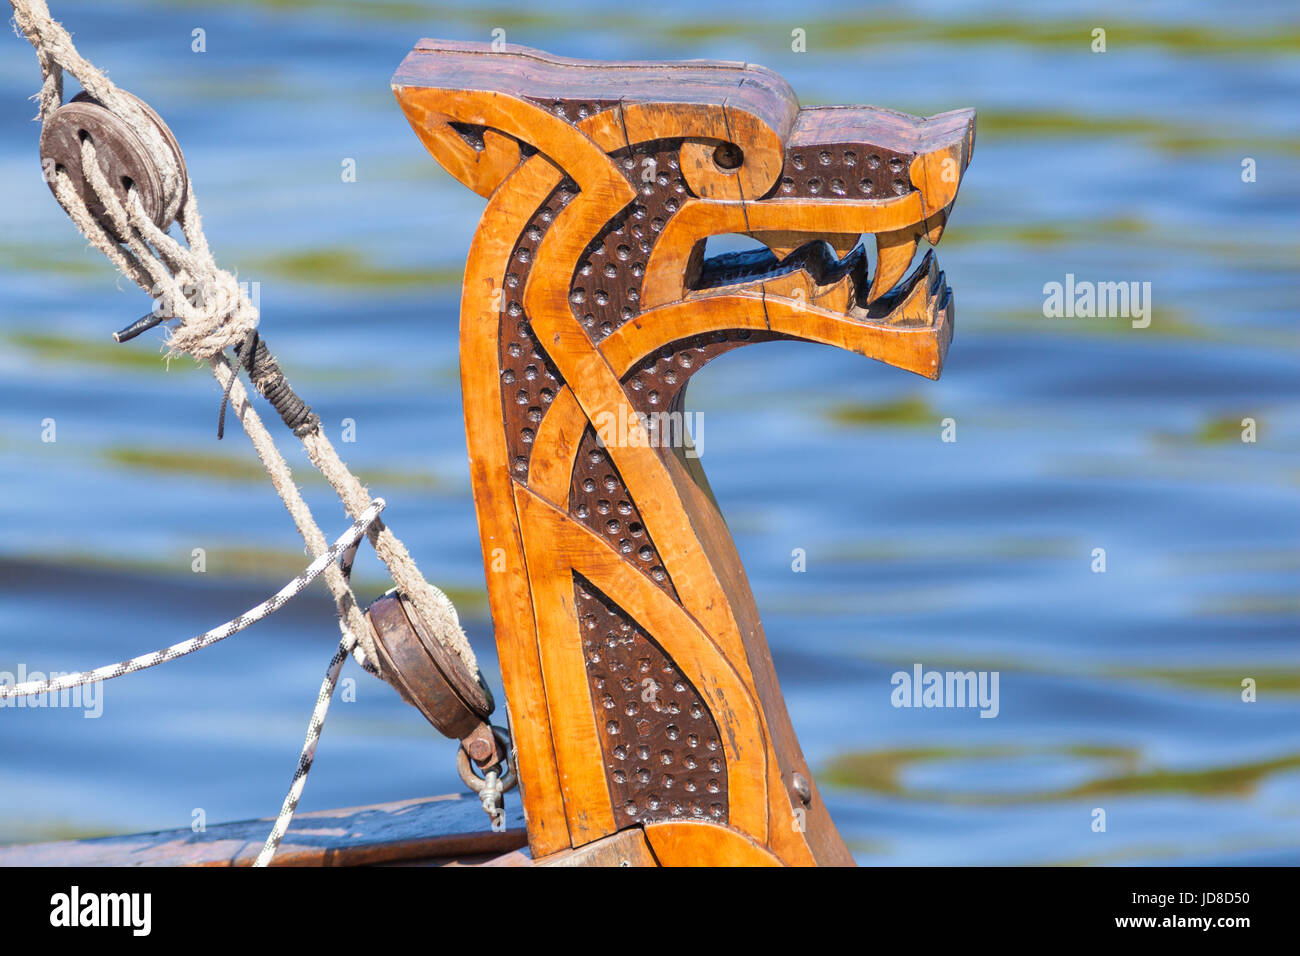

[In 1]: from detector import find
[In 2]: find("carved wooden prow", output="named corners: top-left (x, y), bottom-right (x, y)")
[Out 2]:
top-left (393, 39), bottom-right (975, 866)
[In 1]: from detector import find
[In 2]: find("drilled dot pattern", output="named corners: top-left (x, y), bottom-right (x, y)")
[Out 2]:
top-left (775, 143), bottom-right (913, 200)
top-left (499, 179), bottom-right (578, 475)
top-left (570, 139), bottom-right (687, 344)
top-left (622, 329), bottom-right (784, 416)
top-left (569, 427), bottom-right (677, 598)
top-left (576, 574), bottom-right (727, 825)
top-left (524, 97), bottom-right (621, 125)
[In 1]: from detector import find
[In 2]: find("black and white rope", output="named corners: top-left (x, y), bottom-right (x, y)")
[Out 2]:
top-left (0, 500), bottom-right (385, 700)
top-left (253, 534), bottom-right (366, 866)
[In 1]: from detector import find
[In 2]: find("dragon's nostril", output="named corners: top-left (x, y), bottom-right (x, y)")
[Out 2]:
top-left (712, 142), bottom-right (743, 171)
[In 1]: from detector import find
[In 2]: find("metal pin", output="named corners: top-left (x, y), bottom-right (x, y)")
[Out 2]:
top-left (791, 772), bottom-right (812, 807)
top-left (112, 311), bottom-right (168, 343)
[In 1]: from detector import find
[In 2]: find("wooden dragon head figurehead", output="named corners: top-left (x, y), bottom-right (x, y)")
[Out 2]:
top-left (393, 40), bottom-right (974, 866)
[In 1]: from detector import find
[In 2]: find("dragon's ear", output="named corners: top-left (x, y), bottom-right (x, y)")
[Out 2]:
top-left (394, 39), bottom-right (801, 200)
top-left (394, 38), bottom-right (595, 198)
top-left (393, 90), bottom-right (523, 199)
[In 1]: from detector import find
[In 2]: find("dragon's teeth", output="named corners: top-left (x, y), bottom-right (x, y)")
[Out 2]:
top-left (828, 233), bottom-right (861, 259)
top-left (760, 266), bottom-right (856, 314)
top-left (924, 209), bottom-right (948, 246)
top-left (749, 231), bottom-right (860, 262)
top-left (816, 272), bottom-right (856, 313)
top-left (867, 229), bottom-right (919, 303)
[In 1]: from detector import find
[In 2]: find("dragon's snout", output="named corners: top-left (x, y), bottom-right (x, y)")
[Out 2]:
top-left (772, 104), bottom-right (974, 302)
top-left (655, 104), bottom-right (974, 378)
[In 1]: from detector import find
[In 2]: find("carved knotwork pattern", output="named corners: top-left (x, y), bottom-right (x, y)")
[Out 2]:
top-left (569, 427), bottom-right (676, 598)
top-left (570, 139), bottom-right (687, 344)
top-left (497, 139), bottom-right (691, 478)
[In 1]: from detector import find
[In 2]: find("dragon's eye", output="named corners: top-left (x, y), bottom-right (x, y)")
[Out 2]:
top-left (712, 142), bottom-right (743, 171)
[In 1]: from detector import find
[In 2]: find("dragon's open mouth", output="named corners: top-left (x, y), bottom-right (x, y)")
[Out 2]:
top-left (691, 237), bottom-right (949, 329)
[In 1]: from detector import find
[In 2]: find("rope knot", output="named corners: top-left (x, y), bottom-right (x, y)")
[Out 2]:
top-left (163, 271), bottom-right (261, 361)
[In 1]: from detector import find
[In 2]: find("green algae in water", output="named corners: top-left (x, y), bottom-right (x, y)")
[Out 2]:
top-left (7, 332), bottom-right (196, 374)
top-left (826, 395), bottom-right (936, 428)
top-left (824, 745), bottom-right (1300, 803)
top-left (254, 248), bottom-right (462, 290)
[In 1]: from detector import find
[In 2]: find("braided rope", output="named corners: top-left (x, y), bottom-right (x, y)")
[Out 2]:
top-left (42, 101), bottom-right (381, 672)
top-left (254, 536), bottom-right (366, 867)
top-left (254, 633), bottom-right (355, 866)
top-left (0, 501), bottom-right (385, 699)
top-left (0, 501), bottom-right (384, 866)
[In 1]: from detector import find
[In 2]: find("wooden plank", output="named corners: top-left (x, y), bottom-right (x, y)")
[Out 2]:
top-left (468, 827), bottom-right (658, 866)
top-left (0, 795), bottom-right (525, 867)
top-left (535, 827), bottom-right (658, 866)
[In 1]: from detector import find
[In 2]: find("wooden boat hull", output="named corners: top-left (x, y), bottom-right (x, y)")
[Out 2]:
top-left (0, 795), bottom-right (525, 867)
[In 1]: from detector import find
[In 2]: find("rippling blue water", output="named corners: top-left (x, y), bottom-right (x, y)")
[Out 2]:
top-left (0, 0), bottom-right (1297, 864)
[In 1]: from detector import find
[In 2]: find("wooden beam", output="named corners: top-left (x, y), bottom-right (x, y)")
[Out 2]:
top-left (0, 795), bottom-right (525, 867)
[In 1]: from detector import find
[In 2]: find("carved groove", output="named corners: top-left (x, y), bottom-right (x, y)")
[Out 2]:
top-left (569, 427), bottom-right (677, 597)
top-left (499, 180), bottom-right (577, 475)
top-left (524, 96), bottom-right (621, 124)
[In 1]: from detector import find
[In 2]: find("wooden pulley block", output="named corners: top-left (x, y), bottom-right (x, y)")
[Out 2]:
top-left (38, 90), bottom-right (188, 241)
top-left (365, 590), bottom-right (503, 766)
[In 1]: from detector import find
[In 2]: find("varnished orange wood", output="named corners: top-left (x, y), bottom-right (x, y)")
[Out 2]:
top-left (644, 821), bottom-right (782, 867)
top-left (513, 485), bottom-right (771, 844)
top-left (394, 40), bottom-right (973, 867)
top-left (534, 827), bottom-right (660, 866)
top-left (445, 151), bottom-right (571, 856)
top-left (526, 384), bottom-right (586, 506)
